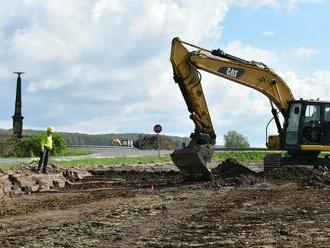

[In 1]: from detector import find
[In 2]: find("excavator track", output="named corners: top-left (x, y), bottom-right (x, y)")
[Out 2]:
top-left (263, 153), bottom-right (330, 171)
top-left (171, 147), bottom-right (213, 180)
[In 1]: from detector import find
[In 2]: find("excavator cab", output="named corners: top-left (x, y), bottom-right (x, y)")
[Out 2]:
top-left (284, 100), bottom-right (330, 149)
top-left (265, 100), bottom-right (330, 168)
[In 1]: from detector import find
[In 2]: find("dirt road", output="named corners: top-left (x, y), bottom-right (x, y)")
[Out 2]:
top-left (0, 162), bottom-right (329, 247)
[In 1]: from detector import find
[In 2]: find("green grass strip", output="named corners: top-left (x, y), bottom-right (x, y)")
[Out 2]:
top-left (1, 151), bottom-right (288, 172)
top-left (57, 155), bottom-right (172, 168)
top-left (0, 158), bottom-right (39, 173)
top-left (55, 149), bottom-right (94, 156)
top-left (0, 163), bottom-right (22, 172)
top-left (213, 151), bottom-right (283, 162)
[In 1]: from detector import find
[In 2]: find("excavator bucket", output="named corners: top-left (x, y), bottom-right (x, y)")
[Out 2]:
top-left (171, 147), bottom-right (213, 180)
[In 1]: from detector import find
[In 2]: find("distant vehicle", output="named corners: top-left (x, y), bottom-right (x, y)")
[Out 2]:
top-left (112, 138), bottom-right (122, 146)
top-left (112, 138), bottom-right (133, 147)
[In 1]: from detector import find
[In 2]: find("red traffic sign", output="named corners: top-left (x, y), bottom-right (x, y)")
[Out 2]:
top-left (153, 124), bottom-right (162, 134)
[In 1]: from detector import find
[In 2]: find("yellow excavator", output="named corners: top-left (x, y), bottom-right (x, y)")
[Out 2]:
top-left (112, 138), bottom-right (123, 146)
top-left (170, 37), bottom-right (330, 180)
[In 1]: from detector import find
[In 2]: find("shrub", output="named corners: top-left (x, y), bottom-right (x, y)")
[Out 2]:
top-left (14, 135), bottom-right (41, 157)
top-left (51, 133), bottom-right (66, 155)
top-left (0, 135), bottom-right (15, 157)
top-left (0, 133), bottom-right (67, 157)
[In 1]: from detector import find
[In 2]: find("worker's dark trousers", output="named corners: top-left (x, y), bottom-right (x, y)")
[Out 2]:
top-left (37, 148), bottom-right (50, 172)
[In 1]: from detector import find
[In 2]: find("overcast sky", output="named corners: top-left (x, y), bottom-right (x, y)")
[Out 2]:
top-left (0, 0), bottom-right (329, 146)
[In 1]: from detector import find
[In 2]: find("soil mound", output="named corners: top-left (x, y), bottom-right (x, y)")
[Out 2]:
top-left (133, 135), bottom-right (176, 150)
top-left (212, 159), bottom-right (330, 187)
top-left (266, 166), bottom-right (330, 187)
top-left (212, 159), bottom-right (258, 186)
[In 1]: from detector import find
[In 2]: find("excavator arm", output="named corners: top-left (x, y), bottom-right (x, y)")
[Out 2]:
top-left (171, 37), bottom-right (295, 145)
top-left (170, 37), bottom-right (295, 179)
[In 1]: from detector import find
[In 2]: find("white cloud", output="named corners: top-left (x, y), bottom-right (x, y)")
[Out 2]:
top-left (280, 69), bottom-right (330, 100)
top-left (92, 0), bottom-right (123, 23)
top-left (0, 0), bottom-right (231, 133)
top-left (28, 79), bottom-right (68, 92)
top-left (292, 47), bottom-right (317, 59)
top-left (60, 117), bottom-right (119, 134)
top-left (12, 28), bottom-right (81, 64)
top-left (234, 0), bottom-right (326, 9)
top-left (0, 0), bottom-right (328, 146)
top-left (224, 40), bottom-right (279, 65)
top-left (261, 31), bottom-right (275, 37)
top-left (234, 0), bottom-right (278, 8)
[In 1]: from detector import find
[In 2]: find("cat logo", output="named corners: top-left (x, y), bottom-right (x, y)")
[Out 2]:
top-left (219, 67), bottom-right (245, 79)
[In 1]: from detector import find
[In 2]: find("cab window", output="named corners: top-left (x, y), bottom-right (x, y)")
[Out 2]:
top-left (286, 103), bottom-right (302, 145)
top-left (304, 105), bottom-right (320, 121)
top-left (324, 105), bottom-right (330, 121)
top-left (302, 104), bottom-right (321, 144)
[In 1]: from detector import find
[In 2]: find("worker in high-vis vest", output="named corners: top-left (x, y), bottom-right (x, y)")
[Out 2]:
top-left (37, 127), bottom-right (54, 173)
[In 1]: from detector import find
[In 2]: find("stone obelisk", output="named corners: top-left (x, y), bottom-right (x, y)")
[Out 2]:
top-left (12, 72), bottom-right (25, 138)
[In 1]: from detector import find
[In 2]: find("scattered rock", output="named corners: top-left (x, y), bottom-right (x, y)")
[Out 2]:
top-left (53, 179), bottom-right (66, 188)
top-left (278, 226), bottom-right (290, 236)
top-left (113, 236), bottom-right (122, 242)
top-left (63, 169), bottom-right (92, 181)
top-left (0, 167), bottom-right (92, 198)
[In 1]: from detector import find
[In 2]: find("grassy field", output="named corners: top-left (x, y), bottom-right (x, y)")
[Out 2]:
top-left (0, 158), bottom-right (39, 173)
top-left (0, 156), bottom-right (172, 172)
top-left (0, 151), bottom-right (282, 172)
top-left (57, 155), bottom-right (172, 168)
top-left (57, 151), bottom-right (274, 168)
top-left (0, 163), bottom-right (22, 172)
top-left (0, 148), bottom-right (93, 159)
top-left (213, 151), bottom-right (282, 162)
top-left (56, 148), bottom-right (94, 157)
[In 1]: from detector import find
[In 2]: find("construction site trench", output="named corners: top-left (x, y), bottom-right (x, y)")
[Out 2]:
top-left (0, 159), bottom-right (329, 247)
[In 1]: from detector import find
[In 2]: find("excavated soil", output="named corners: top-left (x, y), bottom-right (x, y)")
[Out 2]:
top-left (265, 165), bottom-right (330, 187)
top-left (0, 160), bottom-right (329, 247)
top-left (212, 158), bottom-right (330, 187)
top-left (212, 158), bottom-right (258, 186)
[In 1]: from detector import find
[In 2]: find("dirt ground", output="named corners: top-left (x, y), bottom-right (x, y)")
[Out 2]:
top-left (0, 161), bottom-right (329, 248)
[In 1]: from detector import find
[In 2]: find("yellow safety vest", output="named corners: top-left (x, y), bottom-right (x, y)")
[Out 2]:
top-left (41, 134), bottom-right (53, 150)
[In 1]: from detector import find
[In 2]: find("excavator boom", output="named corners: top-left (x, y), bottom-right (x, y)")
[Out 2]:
top-left (171, 38), bottom-right (295, 118)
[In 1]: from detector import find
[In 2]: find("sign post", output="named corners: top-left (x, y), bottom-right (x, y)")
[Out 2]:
top-left (153, 124), bottom-right (162, 157)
